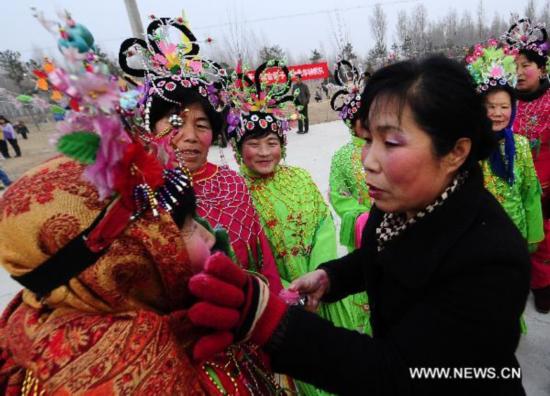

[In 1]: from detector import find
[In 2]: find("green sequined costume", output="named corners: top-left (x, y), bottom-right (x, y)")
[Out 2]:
top-left (481, 134), bottom-right (544, 251)
top-left (329, 136), bottom-right (372, 251)
top-left (242, 164), bottom-right (371, 396)
top-left (327, 136), bottom-right (372, 338)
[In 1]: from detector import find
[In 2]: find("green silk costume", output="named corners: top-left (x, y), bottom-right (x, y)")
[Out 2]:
top-left (242, 164), bottom-right (371, 396)
top-left (481, 134), bottom-right (544, 251)
top-left (329, 136), bottom-right (372, 251)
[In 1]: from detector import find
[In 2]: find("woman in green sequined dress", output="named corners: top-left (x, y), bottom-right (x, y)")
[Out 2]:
top-left (328, 61), bottom-right (372, 252)
top-left (225, 60), bottom-right (371, 395)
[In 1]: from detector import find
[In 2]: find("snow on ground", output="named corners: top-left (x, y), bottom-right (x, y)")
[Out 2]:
top-left (0, 120), bottom-right (549, 394)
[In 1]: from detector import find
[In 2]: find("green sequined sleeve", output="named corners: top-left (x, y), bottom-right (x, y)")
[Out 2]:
top-left (309, 208), bottom-right (338, 270)
top-left (518, 137), bottom-right (545, 246)
top-left (329, 145), bottom-right (370, 250)
top-left (309, 171), bottom-right (338, 270)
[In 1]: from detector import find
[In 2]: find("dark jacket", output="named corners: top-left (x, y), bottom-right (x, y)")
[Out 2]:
top-left (268, 166), bottom-right (530, 395)
top-left (292, 82), bottom-right (310, 105)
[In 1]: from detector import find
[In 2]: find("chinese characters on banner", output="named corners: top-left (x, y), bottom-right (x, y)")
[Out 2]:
top-left (245, 62), bottom-right (329, 85)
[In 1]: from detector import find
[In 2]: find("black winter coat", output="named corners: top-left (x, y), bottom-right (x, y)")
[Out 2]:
top-left (268, 166), bottom-right (530, 395)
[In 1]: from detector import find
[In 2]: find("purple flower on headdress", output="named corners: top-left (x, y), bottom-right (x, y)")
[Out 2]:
top-left (226, 110), bottom-right (241, 136)
top-left (206, 84), bottom-right (219, 107)
top-left (84, 115), bottom-right (131, 199)
top-left (74, 72), bottom-right (120, 112)
top-left (339, 104), bottom-right (350, 121)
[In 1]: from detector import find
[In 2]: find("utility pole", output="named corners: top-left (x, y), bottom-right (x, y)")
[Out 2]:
top-left (123, 0), bottom-right (144, 38)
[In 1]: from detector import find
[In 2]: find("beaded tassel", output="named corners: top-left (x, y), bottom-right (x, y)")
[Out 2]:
top-left (131, 166), bottom-right (192, 219)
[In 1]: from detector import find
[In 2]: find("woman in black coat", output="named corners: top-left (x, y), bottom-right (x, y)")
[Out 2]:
top-left (188, 56), bottom-right (530, 395)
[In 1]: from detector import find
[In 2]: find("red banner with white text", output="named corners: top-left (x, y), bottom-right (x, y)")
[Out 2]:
top-left (245, 62), bottom-right (329, 85)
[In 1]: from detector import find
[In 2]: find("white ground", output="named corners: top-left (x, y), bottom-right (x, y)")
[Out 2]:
top-left (0, 120), bottom-right (549, 395)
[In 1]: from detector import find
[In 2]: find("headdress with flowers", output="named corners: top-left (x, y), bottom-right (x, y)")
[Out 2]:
top-left (503, 17), bottom-right (549, 59)
top-left (466, 39), bottom-right (517, 93)
top-left (466, 39), bottom-right (519, 186)
top-left (329, 60), bottom-right (368, 132)
top-left (225, 59), bottom-right (299, 154)
top-left (13, 11), bottom-right (196, 298)
top-left (118, 15), bottom-right (228, 137)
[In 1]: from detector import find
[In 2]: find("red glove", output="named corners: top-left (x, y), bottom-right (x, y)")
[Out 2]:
top-left (188, 252), bottom-right (288, 361)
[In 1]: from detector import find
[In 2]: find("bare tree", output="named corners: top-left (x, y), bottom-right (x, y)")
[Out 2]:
top-left (411, 4), bottom-right (428, 55)
top-left (525, 0), bottom-right (537, 21)
top-left (396, 10), bottom-right (408, 44)
top-left (443, 9), bottom-right (459, 49)
top-left (369, 4), bottom-right (388, 65)
top-left (489, 12), bottom-right (505, 38)
top-left (476, 0), bottom-right (486, 40)
top-left (460, 10), bottom-right (476, 47)
top-left (542, 1), bottom-right (550, 27)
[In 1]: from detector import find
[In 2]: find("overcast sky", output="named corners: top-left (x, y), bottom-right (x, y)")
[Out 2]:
top-left (0, 0), bottom-right (531, 62)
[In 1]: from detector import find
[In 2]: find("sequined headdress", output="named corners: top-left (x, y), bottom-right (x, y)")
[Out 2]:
top-left (118, 16), bottom-right (228, 135)
top-left (329, 60), bottom-right (368, 131)
top-left (503, 17), bottom-right (549, 58)
top-left (225, 60), bottom-right (299, 147)
top-left (465, 39), bottom-right (517, 93)
top-left (9, 11), bottom-right (196, 298)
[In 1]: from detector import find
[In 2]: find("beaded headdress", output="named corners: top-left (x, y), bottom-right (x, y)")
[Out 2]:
top-left (11, 11), bottom-right (196, 297)
top-left (329, 60), bottom-right (368, 130)
top-left (503, 18), bottom-right (549, 58)
top-left (225, 60), bottom-right (299, 146)
top-left (465, 39), bottom-right (517, 93)
top-left (118, 16), bottom-right (228, 135)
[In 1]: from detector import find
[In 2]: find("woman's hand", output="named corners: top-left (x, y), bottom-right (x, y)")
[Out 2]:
top-left (288, 269), bottom-right (330, 312)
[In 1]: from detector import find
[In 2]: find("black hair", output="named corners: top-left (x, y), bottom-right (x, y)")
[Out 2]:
top-left (0, 116), bottom-right (10, 123)
top-left (170, 188), bottom-right (197, 228)
top-left (148, 87), bottom-right (223, 141)
top-left (359, 55), bottom-right (496, 170)
top-left (237, 130), bottom-right (283, 152)
top-left (519, 49), bottom-right (547, 69)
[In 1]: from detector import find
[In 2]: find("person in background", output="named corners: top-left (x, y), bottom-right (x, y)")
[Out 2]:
top-left (504, 18), bottom-right (550, 313)
top-left (14, 121), bottom-right (29, 140)
top-left (0, 164), bottom-right (11, 190)
top-left (292, 74), bottom-right (310, 133)
top-left (467, 41), bottom-right (544, 329)
top-left (0, 116), bottom-right (21, 157)
top-left (328, 60), bottom-right (372, 252)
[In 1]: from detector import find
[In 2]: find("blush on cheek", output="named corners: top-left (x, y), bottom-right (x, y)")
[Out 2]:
top-left (524, 68), bottom-right (536, 79)
top-left (383, 152), bottom-right (421, 187)
top-left (199, 132), bottom-right (213, 150)
top-left (241, 146), bottom-right (257, 167)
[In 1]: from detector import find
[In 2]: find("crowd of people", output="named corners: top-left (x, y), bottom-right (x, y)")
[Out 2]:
top-left (0, 10), bottom-right (548, 396)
